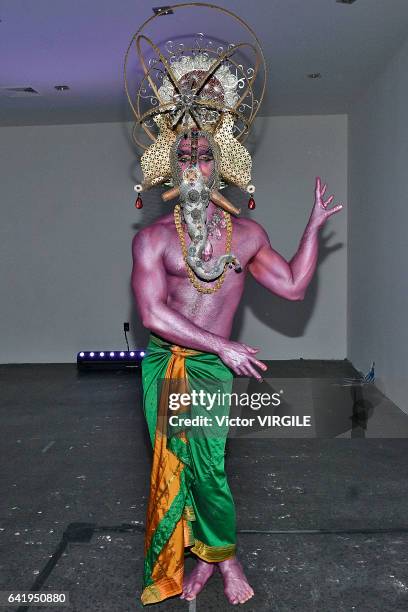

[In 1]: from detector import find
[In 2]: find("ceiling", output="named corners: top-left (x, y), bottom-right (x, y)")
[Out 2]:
top-left (1, 0), bottom-right (408, 126)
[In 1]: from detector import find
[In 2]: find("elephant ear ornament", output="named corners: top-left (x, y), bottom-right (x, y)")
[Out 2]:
top-left (123, 2), bottom-right (267, 209)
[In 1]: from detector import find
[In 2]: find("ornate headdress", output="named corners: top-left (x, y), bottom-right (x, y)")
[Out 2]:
top-left (124, 3), bottom-right (266, 290)
top-left (124, 2), bottom-right (266, 212)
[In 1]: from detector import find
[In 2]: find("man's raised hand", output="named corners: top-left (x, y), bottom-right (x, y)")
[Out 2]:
top-left (310, 176), bottom-right (343, 229)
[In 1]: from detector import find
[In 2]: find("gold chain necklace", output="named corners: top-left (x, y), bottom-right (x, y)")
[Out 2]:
top-left (174, 203), bottom-right (233, 294)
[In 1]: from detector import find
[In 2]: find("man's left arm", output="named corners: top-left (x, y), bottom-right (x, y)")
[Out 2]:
top-left (248, 177), bottom-right (343, 301)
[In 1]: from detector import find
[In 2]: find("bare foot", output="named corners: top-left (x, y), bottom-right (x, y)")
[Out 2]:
top-left (180, 558), bottom-right (215, 601)
top-left (218, 556), bottom-right (254, 605)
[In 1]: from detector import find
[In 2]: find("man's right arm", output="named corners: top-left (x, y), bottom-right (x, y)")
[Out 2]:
top-left (131, 226), bottom-right (267, 380)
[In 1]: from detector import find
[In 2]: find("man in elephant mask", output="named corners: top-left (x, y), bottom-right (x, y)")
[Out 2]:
top-left (131, 124), bottom-right (343, 606)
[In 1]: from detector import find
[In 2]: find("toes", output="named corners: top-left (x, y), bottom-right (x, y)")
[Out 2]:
top-left (189, 580), bottom-right (202, 598)
top-left (182, 585), bottom-right (192, 599)
top-left (185, 594), bottom-right (196, 601)
top-left (180, 585), bottom-right (188, 599)
top-left (243, 590), bottom-right (254, 603)
top-left (236, 587), bottom-right (253, 604)
top-left (227, 591), bottom-right (240, 605)
top-left (184, 587), bottom-right (197, 601)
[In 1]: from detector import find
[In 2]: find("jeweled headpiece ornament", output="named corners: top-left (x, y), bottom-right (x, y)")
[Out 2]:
top-left (124, 2), bottom-right (266, 211)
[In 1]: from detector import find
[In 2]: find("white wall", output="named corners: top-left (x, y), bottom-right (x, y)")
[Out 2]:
top-left (348, 36), bottom-right (408, 410)
top-left (0, 115), bottom-right (347, 363)
top-left (233, 115), bottom-right (347, 360)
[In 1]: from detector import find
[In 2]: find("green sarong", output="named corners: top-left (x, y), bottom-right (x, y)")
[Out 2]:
top-left (140, 332), bottom-right (237, 605)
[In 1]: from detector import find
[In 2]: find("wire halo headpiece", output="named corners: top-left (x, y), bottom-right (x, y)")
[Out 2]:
top-left (123, 2), bottom-right (267, 151)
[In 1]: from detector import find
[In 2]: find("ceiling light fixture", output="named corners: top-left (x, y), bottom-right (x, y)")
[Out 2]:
top-left (54, 85), bottom-right (70, 91)
top-left (307, 73), bottom-right (322, 79)
top-left (0, 86), bottom-right (39, 97)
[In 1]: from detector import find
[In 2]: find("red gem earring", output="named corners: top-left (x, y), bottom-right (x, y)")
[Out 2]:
top-left (247, 184), bottom-right (256, 210)
top-left (134, 184), bottom-right (143, 209)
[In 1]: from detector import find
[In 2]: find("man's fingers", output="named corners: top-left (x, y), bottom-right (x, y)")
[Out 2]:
top-left (326, 204), bottom-right (343, 216)
top-left (316, 176), bottom-right (328, 195)
top-left (246, 363), bottom-right (263, 382)
top-left (249, 355), bottom-right (268, 371)
top-left (323, 194), bottom-right (334, 208)
top-left (242, 344), bottom-right (259, 353)
top-left (232, 365), bottom-right (245, 376)
top-left (232, 358), bottom-right (267, 381)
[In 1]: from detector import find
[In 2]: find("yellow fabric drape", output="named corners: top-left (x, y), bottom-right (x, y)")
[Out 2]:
top-left (141, 345), bottom-right (200, 605)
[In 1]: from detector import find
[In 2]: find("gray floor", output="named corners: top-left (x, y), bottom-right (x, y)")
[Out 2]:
top-left (1, 360), bottom-right (408, 611)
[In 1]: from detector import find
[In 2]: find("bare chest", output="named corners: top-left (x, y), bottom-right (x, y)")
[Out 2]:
top-left (163, 222), bottom-right (256, 280)
top-left (160, 220), bottom-right (259, 330)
